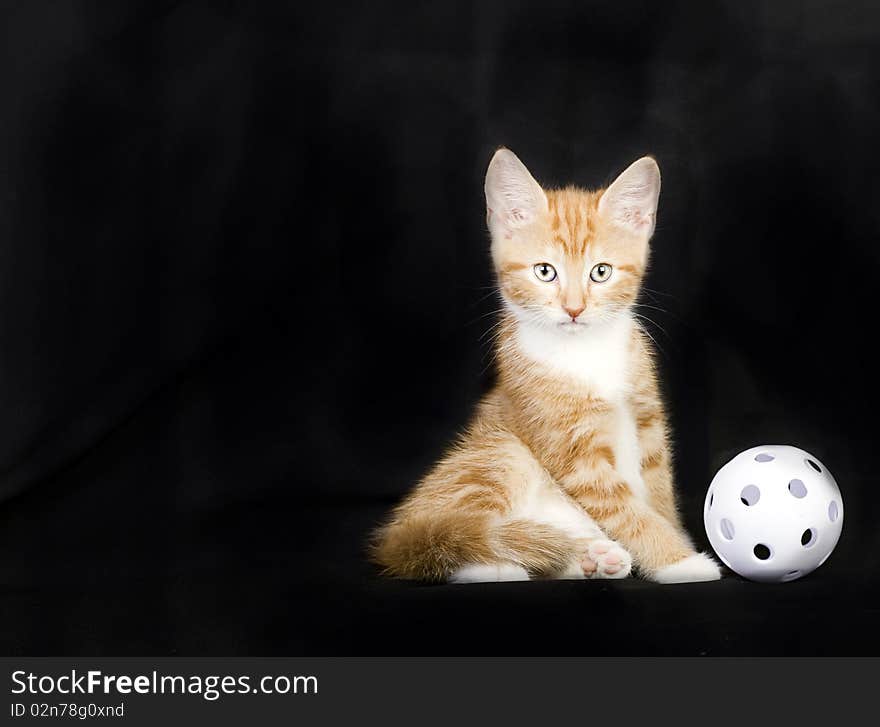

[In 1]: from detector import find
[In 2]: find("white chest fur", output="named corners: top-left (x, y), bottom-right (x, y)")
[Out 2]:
top-left (609, 402), bottom-right (648, 501)
top-left (513, 313), bottom-right (634, 400)
top-left (513, 313), bottom-right (648, 502)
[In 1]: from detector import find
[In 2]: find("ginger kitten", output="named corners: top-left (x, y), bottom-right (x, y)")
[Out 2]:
top-left (372, 149), bottom-right (721, 584)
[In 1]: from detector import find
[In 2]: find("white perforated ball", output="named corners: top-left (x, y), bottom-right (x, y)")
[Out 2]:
top-left (703, 445), bottom-right (843, 583)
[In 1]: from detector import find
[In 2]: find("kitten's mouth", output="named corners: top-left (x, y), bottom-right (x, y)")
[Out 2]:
top-left (559, 320), bottom-right (586, 330)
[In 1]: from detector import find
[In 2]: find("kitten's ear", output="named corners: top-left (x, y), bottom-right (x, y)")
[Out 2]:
top-left (485, 148), bottom-right (548, 230)
top-left (598, 157), bottom-right (661, 238)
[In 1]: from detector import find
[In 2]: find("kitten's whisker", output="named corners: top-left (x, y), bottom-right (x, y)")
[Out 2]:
top-left (465, 307), bottom-right (507, 327)
top-left (478, 320), bottom-right (506, 342)
top-left (469, 287), bottom-right (502, 307)
top-left (641, 286), bottom-right (675, 298)
top-left (634, 302), bottom-right (669, 314)
top-left (632, 311), bottom-right (671, 340)
top-left (633, 317), bottom-right (668, 359)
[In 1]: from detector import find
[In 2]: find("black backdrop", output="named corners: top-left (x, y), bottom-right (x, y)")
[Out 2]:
top-left (1, 0), bottom-right (879, 655)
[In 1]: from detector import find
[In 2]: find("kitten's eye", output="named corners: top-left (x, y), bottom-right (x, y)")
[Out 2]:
top-left (533, 263), bottom-right (557, 282)
top-left (590, 263), bottom-right (613, 283)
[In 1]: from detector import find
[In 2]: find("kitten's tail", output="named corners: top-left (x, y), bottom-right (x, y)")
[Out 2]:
top-left (370, 512), bottom-right (576, 582)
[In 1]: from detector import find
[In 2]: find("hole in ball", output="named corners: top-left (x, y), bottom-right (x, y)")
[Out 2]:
top-left (806, 458), bottom-right (822, 473)
top-left (755, 453), bottom-right (774, 463)
top-left (740, 484), bottom-right (761, 506)
top-left (719, 518), bottom-right (735, 541)
top-left (753, 544), bottom-right (772, 560)
top-left (828, 501), bottom-right (839, 522)
top-left (788, 479), bottom-right (808, 498)
top-left (801, 528), bottom-right (817, 548)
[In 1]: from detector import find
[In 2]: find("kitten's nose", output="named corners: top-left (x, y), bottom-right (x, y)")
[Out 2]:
top-left (563, 304), bottom-right (586, 320)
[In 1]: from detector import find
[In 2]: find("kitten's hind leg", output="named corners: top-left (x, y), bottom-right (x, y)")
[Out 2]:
top-left (373, 428), bottom-right (583, 582)
top-left (449, 563), bottom-right (530, 584)
top-left (514, 473), bottom-right (633, 580)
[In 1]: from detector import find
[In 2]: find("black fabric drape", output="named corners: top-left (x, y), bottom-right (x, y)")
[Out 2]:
top-left (1, 0), bottom-right (878, 654)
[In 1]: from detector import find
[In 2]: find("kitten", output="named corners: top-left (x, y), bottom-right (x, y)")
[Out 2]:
top-left (371, 149), bottom-right (721, 584)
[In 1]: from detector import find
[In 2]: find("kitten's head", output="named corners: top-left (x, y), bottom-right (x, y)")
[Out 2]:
top-left (485, 148), bottom-right (660, 332)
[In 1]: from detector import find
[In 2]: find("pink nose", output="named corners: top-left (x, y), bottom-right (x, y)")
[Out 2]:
top-left (563, 304), bottom-right (585, 320)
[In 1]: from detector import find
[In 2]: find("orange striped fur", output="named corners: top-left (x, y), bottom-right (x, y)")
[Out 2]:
top-left (371, 149), bottom-right (720, 584)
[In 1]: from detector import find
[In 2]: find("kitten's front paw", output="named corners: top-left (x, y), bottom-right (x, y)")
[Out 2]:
top-left (581, 539), bottom-right (632, 579)
top-left (652, 552), bottom-right (721, 584)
